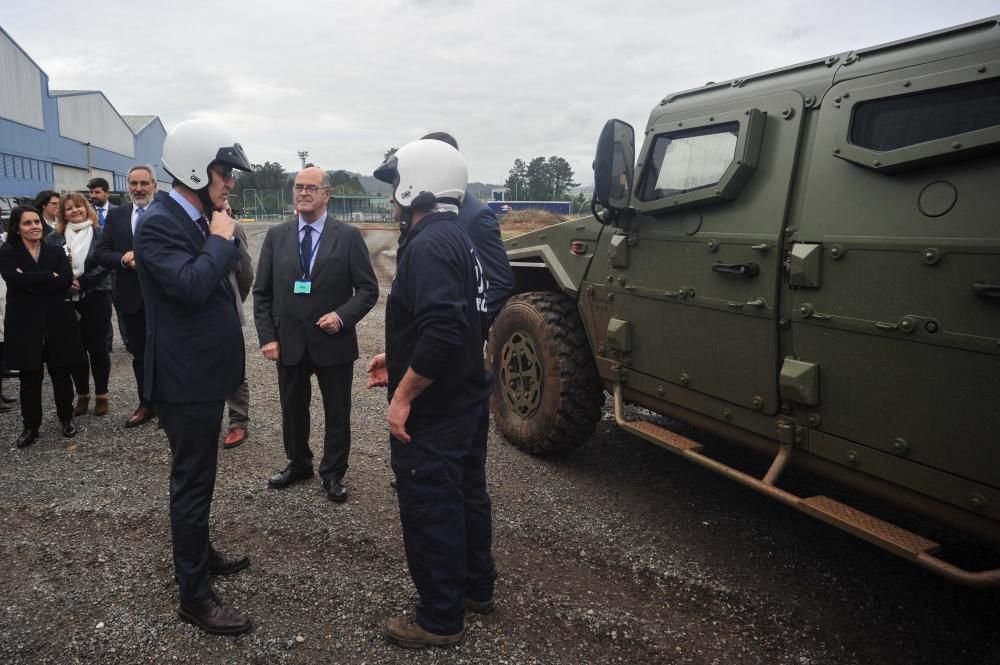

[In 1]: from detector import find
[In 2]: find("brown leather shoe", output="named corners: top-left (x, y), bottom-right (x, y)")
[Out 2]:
top-left (223, 426), bottom-right (248, 449)
top-left (94, 395), bottom-right (109, 417)
top-left (125, 406), bottom-right (154, 428)
top-left (384, 615), bottom-right (464, 649)
top-left (73, 395), bottom-right (90, 417)
top-left (178, 595), bottom-right (252, 635)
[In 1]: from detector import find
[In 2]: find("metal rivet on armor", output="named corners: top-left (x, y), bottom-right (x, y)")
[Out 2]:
top-left (833, 148), bottom-right (841, 154)
top-left (899, 317), bottom-right (916, 333)
top-left (686, 288), bottom-right (696, 298)
top-left (847, 451), bottom-right (859, 466)
top-left (799, 303), bottom-right (814, 317)
top-left (830, 245), bottom-right (843, 259)
top-left (872, 160), bottom-right (881, 167)
top-left (924, 320), bottom-right (939, 334)
top-left (723, 409), bottom-right (733, 421)
top-left (679, 373), bottom-right (690, 386)
top-left (922, 248), bottom-right (941, 265)
top-left (902, 81), bottom-right (911, 87)
top-left (656, 385), bottom-right (665, 396)
top-left (978, 65), bottom-right (987, 74)
top-left (952, 142), bottom-right (961, 149)
top-left (969, 494), bottom-right (988, 511)
top-left (751, 396), bottom-right (764, 410)
top-left (778, 319), bottom-right (789, 330)
top-left (807, 413), bottom-right (821, 426)
top-left (891, 438), bottom-right (908, 455)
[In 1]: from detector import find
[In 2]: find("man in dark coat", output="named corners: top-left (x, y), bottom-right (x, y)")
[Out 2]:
top-left (254, 166), bottom-right (378, 502)
top-left (368, 139), bottom-right (496, 649)
top-left (94, 164), bottom-right (158, 427)
top-left (134, 120), bottom-right (253, 635)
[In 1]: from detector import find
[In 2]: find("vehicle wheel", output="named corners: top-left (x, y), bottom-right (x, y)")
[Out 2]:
top-left (488, 292), bottom-right (605, 455)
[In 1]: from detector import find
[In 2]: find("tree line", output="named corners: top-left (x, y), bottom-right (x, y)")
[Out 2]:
top-left (503, 156), bottom-right (579, 201)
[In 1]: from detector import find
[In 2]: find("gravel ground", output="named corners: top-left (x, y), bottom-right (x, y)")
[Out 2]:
top-left (1, 223), bottom-right (998, 665)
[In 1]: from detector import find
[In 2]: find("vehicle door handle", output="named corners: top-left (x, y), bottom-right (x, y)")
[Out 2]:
top-left (972, 282), bottom-right (1000, 298)
top-left (712, 262), bottom-right (760, 277)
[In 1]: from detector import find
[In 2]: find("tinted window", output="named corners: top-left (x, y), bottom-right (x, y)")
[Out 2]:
top-left (850, 78), bottom-right (1000, 151)
top-left (638, 122), bottom-right (739, 202)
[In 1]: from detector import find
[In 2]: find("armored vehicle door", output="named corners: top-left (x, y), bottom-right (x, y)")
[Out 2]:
top-left (791, 46), bottom-right (1000, 505)
top-left (590, 91), bottom-right (805, 416)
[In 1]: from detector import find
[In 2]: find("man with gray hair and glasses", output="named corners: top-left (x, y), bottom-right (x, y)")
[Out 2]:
top-left (254, 167), bottom-right (378, 503)
top-left (94, 164), bottom-right (158, 427)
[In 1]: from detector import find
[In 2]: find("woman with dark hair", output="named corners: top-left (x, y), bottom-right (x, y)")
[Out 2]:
top-left (47, 192), bottom-right (112, 417)
top-left (0, 205), bottom-right (83, 447)
top-left (32, 190), bottom-right (60, 234)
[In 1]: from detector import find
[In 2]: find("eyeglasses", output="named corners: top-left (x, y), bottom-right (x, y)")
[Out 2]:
top-left (211, 166), bottom-right (235, 181)
top-left (293, 184), bottom-right (330, 194)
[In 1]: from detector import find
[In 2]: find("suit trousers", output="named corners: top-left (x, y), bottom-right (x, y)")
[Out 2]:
top-left (277, 349), bottom-right (352, 482)
top-left (226, 378), bottom-right (250, 426)
top-left (72, 291), bottom-right (112, 396)
top-left (19, 360), bottom-right (74, 429)
top-left (155, 399), bottom-right (224, 602)
top-left (390, 400), bottom-right (497, 635)
top-left (120, 305), bottom-right (150, 408)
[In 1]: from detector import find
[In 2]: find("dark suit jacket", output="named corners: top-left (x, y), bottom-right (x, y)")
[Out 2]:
top-left (254, 216), bottom-right (378, 367)
top-left (134, 191), bottom-right (243, 403)
top-left (93, 203), bottom-right (143, 313)
top-left (0, 240), bottom-right (84, 370)
top-left (457, 192), bottom-right (513, 323)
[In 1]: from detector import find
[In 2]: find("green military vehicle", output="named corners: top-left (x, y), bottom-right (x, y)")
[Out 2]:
top-left (487, 17), bottom-right (1000, 586)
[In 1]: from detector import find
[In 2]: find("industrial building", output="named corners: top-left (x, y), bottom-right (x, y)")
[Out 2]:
top-left (0, 25), bottom-right (170, 208)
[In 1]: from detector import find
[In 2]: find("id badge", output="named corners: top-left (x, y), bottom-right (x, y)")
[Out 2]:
top-left (293, 280), bottom-right (312, 295)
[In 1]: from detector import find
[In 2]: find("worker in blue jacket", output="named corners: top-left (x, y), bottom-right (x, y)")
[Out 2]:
top-left (367, 139), bottom-right (496, 649)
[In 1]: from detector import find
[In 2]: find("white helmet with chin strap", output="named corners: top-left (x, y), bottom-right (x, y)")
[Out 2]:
top-left (373, 139), bottom-right (467, 214)
top-left (161, 119), bottom-right (252, 192)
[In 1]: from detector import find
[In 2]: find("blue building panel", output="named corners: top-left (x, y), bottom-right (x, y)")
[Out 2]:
top-left (0, 27), bottom-right (167, 199)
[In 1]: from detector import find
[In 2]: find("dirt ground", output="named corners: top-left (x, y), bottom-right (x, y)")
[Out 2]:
top-left (0, 223), bottom-right (997, 665)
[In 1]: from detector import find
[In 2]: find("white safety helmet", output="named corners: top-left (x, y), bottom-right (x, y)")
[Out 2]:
top-left (373, 139), bottom-right (467, 210)
top-left (161, 119), bottom-right (252, 191)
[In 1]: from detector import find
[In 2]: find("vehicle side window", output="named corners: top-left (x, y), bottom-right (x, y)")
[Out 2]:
top-left (638, 122), bottom-right (739, 202)
top-left (850, 78), bottom-right (1000, 151)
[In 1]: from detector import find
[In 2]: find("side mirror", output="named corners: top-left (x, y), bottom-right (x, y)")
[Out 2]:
top-left (592, 119), bottom-right (635, 222)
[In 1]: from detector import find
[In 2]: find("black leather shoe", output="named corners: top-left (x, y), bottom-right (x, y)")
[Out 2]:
top-left (267, 466), bottom-right (313, 489)
top-left (61, 420), bottom-right (78, 438)
top-left (178, 595), bottom-right (252, 635)
top-left (324, 479), bottom-right (348, 503)
top-left (208, 547), bottom-right (250, 576)
top-left (16, 428), bottom-right (39, 448)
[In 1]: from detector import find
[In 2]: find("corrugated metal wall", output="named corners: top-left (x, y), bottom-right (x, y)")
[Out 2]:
top-left (0, 31), bottom-right (44, 130)
top-left (57, 94), bottom-right (135, 158)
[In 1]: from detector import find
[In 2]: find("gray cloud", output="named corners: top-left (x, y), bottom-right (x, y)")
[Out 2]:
top-left (3, 0), bottom-right (996, 185)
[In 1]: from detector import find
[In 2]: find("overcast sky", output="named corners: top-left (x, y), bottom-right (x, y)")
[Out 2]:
top-left (3, 1), bottom-right (997, 185)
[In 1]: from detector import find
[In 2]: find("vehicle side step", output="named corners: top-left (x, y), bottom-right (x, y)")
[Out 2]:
top-left (799, 495), bottom-right (940, 557)
top-left (611, 382), bottom-right (1000, 587)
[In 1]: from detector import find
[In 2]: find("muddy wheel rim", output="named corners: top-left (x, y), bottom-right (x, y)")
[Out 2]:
top-left (499, 331), bottom-right (543, 419)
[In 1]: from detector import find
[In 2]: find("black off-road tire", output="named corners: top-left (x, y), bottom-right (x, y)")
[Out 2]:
top-left (488, 292), bottom-right (605, 455)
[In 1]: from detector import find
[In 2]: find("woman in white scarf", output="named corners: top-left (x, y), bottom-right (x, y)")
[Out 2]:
top-left (48, 193), bottom-right (113, 417)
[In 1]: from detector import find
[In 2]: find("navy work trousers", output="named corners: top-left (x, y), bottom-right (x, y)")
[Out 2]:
top-left (390, 400), bottom-right (497, 635)
top-left (155, 399), bottom-right (224, 602)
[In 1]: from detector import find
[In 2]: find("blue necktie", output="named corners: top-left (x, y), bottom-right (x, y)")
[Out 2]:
top-left (134, 207), bottom-right (145, 233)
top-left (98, 207), bottom-right (106, 227)
top-left (300, 225), bottom-right (313, 277)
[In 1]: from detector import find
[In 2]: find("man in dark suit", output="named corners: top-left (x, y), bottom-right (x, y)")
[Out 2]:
top-left (94, 164), bottom-right (157, 427)
top-left (254, 166), bottom-right (378, 503)
top-left (134, 120), bottom-right (254, 635)
top-left (87, 177), bottom-right (119, 351)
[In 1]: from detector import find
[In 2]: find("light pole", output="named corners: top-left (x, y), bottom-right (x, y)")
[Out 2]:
top-left (297, 151), bottom-right (309, 169)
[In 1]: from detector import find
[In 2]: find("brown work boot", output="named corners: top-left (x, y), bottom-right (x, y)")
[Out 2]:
top-left (73, 395), bottom-right (90, 416)
top-left (94, 394), bottom-right (110, 417)
top-left (383, 615), bottom-right (464, 649)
